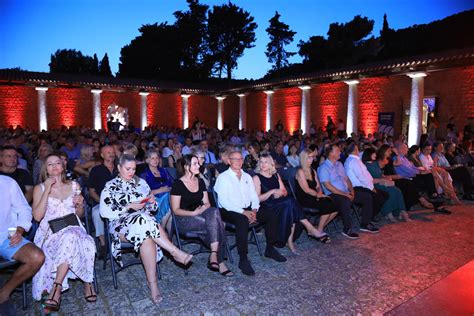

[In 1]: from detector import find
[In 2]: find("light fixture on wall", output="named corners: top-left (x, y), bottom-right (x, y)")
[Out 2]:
top-left (405, 109), bottom-right (410, 116)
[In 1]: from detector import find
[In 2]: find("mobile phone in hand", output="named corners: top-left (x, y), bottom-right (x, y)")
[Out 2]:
top-left (140, 197), bottom-right (151, 204)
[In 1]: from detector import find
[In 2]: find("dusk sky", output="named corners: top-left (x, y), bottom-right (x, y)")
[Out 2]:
top-left (1, 0), bottom-right (473, 79)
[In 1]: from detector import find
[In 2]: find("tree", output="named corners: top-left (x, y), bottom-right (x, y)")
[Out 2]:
top-left (118, 23), bottom-right (183, 79)
top-left (49, 49), bottom-right (96, 74)
top-left (207, 2), bottom-right (257, 80)
top-left (92, 54), bottom-right (99, 75)
top-left (99, 53), bottom-right (113, 76)
top-left (265, 11), bottom-right (296, 74)
top-left (174, 0), bottom-right (210, 79)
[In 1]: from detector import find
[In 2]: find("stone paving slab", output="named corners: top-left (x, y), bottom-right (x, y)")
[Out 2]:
top-left (3, 203), bottom-right (474, 315)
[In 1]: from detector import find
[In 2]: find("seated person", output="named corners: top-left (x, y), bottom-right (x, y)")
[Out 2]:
top-left (214, 147), bottom-right (232, 177)
top-left (214, 150), bottom-right (286, 276)
top-left (419, 142), bottom-right (460, 204)
top-left (294, 149), bottom-right (339, 239)
top-left (0, 176), bottom-right (44, 312)
top-left (318, 144), bottom-right (378, 239)
top-left (363, 148), bottom-right (410, 222)
top-left (32, 154), bottom-right (96, 311)
top-left (271, 141), bottom-right (289, 169)
top-left (167, 142), bottom-right (182, 169)
top-left (243, 142), bottom-right (260, 173)
top-left (286, 144), bottom-right (300, 168)
top-left (432, 141), bottom-right (473, 200)
top-left (0, 146), bottom-right (34, 203)
top-left (344, 142), bottom-right (388, 223)
top-left (171, 155), bottom-right (232, 276)
top-left (138, 149), bottom-right (173, 231)
top-left (253, 154), bottom-right (331, 253)
top-left (100, 154), bottom-right (193, 304)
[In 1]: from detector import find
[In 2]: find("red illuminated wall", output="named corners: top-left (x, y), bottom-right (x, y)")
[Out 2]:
top-left (0, 86), bottom-right (37, 129)
top-left (1, 65), bottom-right (473, 134)
top-left (311, 82), bottom-right (348, 131)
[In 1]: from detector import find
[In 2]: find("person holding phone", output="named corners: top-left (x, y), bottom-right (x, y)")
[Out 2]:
top-left (100, 154), bottom-right (193, 304)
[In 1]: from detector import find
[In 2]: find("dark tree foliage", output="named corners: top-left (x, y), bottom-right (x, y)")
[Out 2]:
top-left (49, 49), bottom-right (96, 74)
top-left (174, 0), bottom-right (210, 79)
top-left (99, 53), bottom-right (113, 77)
top-left (207, 2), bottom-right (257, 80)
top-left (92, 54), bottom-right (99, 75)
top-left (118, 23), bottom-right (183, 79)
top-left (265, 11), bottom-right (296, 75)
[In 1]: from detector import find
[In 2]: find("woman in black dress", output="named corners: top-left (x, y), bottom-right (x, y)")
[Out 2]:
top-left (253, 154), bottom-right (329, 254)
top-left (294, 149), bottom-right (339, 240)
top-left (170, 155), bottom-right (233, 276)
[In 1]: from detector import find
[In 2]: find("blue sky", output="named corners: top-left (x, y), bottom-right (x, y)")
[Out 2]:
top-left (0, 0), bottom-right (472, 79)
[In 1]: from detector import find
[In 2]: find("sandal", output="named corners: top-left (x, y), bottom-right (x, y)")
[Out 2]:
top-left (44, 282), bottom-right (62, 311)
top-left (84, 283), bottom-right (97, 303)
top-left (419, 197), bottom-right (434, 209)
top-left (146, 280), bottom-right (163, 304)
top-left (171, 248), bottom-right (193, 266)
top-left (207, 251), bottom-right (219, 272)
top-left (220, 269), bottom-right (234, 277)
top-left (308, 233), bottom-right (331, 243)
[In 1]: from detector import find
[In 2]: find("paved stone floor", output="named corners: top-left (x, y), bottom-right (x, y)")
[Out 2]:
top-left (6, 203), bottom-right (474, 315)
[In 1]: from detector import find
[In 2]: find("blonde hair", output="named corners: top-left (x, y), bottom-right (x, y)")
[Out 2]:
top-left (39, 154), bottom-right (67, 183)
top-left (255, 154), bottom-right (277, 175)
top-left (299, 149), bottom-right (313, 176)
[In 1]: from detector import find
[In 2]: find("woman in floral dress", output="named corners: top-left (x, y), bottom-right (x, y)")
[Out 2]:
top-left (32, 154), bottom-right (96, 311)
top-left (100, 154), bottom-right (193, 304)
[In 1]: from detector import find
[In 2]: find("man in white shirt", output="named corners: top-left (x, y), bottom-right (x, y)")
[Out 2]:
top-left (344, 142), bottom-right (387, 228)
top-left (214, 150), bottom-right (285, 276)
top-left (200, 140), bottom-right (217, 165)
top-left (181, 136), bottom-right (194, 155)
top-left (0, 176), bottom-right (44, 310)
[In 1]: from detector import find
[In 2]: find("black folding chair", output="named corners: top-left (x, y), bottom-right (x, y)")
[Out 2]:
top-left (103, 218), bottom-right (162, 289)
top-left (212, 190), bottom-right (263, 263)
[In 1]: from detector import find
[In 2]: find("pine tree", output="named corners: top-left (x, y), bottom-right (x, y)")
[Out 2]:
top-left (265, 11), bottom-right (296, 74)
top-left (380, 13), bottom-right (394, 46)
top-left (99, 53), bottom-right (113, 76)
top-left (92, 54), bottom-right (99, 74)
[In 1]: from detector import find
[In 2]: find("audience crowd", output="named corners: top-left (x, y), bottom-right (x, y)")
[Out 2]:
top-left (1, 116), bottom-right (474, 312)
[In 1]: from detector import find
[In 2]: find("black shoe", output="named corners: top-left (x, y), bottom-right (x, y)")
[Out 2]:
top-left (341, 229), bottom-right (359, 239)
top-left (360, 224), bottom-right (380, 234)
top-left (434, 207), bottom-right (452, 215)
top-left (264, 247), bottom-right (287, 262)
top-left (238, 259), bottom-right (255, 276)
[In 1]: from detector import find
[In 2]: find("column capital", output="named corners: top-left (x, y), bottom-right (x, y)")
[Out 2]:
top-left (91, 88), bottom-right (103, 94)
top-left (139, 91), bottom-right (150, 96)
top-left (35, 86), bottom-right (48, 91)
top-left (298, 85), bottom-right (312, 90)
top-left (215, 95), bottom-right (226, 100)
top-left (407, 72), bottom-right (427, 78)
top-left (236, 93), bottom-right (249, 97)
top-left (181, 94), bottom-right (191, 98)
top-left (263, 90), bottom-right (274, 95)
top-left (344, 80), bottom-right (359, 85)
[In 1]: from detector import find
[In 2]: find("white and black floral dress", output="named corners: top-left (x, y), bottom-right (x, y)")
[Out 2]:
top-left (100, 176), bottom-right (163, 266)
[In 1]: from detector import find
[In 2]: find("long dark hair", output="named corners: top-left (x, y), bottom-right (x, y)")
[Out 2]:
top-left (176, 154), bottom-right (197, 178)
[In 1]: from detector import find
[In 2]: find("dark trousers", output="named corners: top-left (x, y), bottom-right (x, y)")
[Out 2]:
top-left (354, 186), bottom-right (388, 219)
top-left (219, 208), bottom-right (278, 258)
top-left (329, 194), bottom-right (353, 231)
top-left (413, 173), bottom-right (437, 196)
top-left (448, 166), bottom-right (472, 196)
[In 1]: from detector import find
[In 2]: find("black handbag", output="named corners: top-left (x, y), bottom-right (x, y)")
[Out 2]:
top-left (187, 200), bottom-right (204, 211)
top-left (48, 213), bottom-right (80, 233)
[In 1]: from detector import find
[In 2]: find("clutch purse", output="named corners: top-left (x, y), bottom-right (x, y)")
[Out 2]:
top-left (187, 200), bottom-right (204, 211)
top-left (48, 213), bottom-right (80, 233)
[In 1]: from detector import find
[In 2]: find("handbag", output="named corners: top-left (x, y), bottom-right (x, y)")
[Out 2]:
top-left (187, 200), bottom-right (204, 211)
top-left (48, 213), bottom-right (80, 233)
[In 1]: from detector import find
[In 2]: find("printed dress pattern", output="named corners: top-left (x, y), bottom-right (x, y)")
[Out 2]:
top-left (100, 176), bottom-right (163, 267)
top-left (32, 192), bottom-right (96, 301)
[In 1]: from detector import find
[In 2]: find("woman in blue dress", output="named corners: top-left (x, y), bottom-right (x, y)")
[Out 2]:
top-left (138, 149), bottom-right (174, 231)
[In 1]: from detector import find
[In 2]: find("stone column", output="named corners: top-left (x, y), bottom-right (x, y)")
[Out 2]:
top-left (299, 85), bottom-right (311, 134)
top-left (91, 89), bottom-right (103, 130)
top-left (344, 80), bottom-right (359, 136)
top-left (181, 94), bottom-right (191, 129)
top-left (139, 92), bottom-right (149, 130)
top-left (237, 93), bottom-right (248, 130)
top-left (216, 96), bottom-right (226, 130)
top-left (264, 90), bottom-right (274, 131)
top-left (407, 72), bottom-right (427, 146)
top-left (35, 87), bottom-right (48, 131)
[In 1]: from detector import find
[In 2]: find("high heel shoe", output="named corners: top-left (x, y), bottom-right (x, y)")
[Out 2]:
top-left (171, 248), bottom-right (193, 266)
top-left (207, 251), bottom-right (219, 272)
top-left (146, 280), bottom-right (163, 304)
top-left (44, 282), bottom-right (62, 311)
top-left (84, 282), bottom-right (97, 303)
